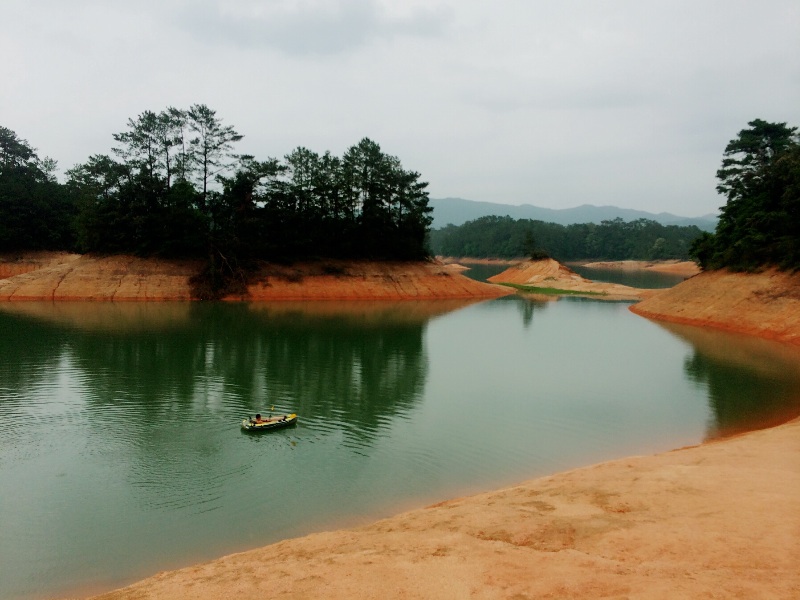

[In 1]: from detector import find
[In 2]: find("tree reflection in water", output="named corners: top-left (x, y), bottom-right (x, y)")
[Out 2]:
top-left (0, 301), bottom-right (462, 449)
top-left (659, 321), bottom-right (800, 438)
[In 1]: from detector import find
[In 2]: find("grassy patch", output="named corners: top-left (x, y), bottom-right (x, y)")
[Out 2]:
top-left (498, 282), bottom-right (606, 296)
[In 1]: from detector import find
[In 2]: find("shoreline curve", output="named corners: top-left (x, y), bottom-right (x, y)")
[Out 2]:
top-left (73, 417), bottom-right (800, 600)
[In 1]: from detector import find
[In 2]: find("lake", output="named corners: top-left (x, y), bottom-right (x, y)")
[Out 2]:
top-left (2, 298), bottom-right (800, 599)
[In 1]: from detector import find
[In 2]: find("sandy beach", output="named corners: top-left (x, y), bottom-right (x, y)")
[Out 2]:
top-left (76, 416), bottom-right (800, 600)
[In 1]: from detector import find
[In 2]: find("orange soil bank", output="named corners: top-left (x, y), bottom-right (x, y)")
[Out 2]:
top-left (0, 254), bottom-right (511, 302)
top-left (631, 267), bottom-right (800, 346)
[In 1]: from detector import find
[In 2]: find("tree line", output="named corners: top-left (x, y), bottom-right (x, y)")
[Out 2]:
top-left (689, 119), bottom-right (800, 271)
top-left (429, 215), bottom-right (704, 261)
top-left (0, 106), bottom-right (433, 295)
top-left (3, 113), bottom-right (796, 289)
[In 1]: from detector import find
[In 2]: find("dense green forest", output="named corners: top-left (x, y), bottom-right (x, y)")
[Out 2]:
top-left (433, 118), bottom-right (800, 268)
top-left (3, 114), bottom-right (797, 291)
top-left (429, 216), bottom-right (704, 261)
top-left (0, 127), bottom-right (73, 251)
top-left (1, 106), bottom-right (433, 295)
top-left (689, 119), bottom-right (800, 271)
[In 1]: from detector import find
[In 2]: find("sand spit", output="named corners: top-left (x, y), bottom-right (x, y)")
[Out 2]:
top-left (488, 258), bottom-right (651, 300)
top-left (580, 260), bottom-right (700, 277)
top-left (631, 267), bottom-right (800, 346)
top-left (77, 417), bottom-right (800, 600)
top-left (437, 256), bottom-right (523, 265)
top-left (0, 254), bottom-right (511, 302)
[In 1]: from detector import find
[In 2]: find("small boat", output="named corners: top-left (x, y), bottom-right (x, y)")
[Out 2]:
top-left (241, 413), bottom-right (298, 432)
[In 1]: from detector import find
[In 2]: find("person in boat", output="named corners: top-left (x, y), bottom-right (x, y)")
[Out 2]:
top-left (254, 413), bottom-right (270, 424)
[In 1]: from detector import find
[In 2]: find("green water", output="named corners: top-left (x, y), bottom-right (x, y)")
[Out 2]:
top-left (568, 264), bottom-right (689, 288)
top-left (1, 298), bottom-right (799, 599)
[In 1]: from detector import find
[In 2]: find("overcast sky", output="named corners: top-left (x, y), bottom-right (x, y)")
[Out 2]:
top-left (2, 0), bottom-right (799, 217)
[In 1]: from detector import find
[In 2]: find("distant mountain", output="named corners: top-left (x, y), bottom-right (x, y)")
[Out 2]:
top-left (430, 197), bottom-right (718, 232)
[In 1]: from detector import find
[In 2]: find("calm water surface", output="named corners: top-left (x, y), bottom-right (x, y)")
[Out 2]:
top-left (1, 298), bottom-right (799, 599)
top-left (568, 264), bottom-right (689, 288)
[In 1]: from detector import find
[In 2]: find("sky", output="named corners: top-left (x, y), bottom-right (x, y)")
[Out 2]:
top-left (2, 0), bottom-right (799, 218)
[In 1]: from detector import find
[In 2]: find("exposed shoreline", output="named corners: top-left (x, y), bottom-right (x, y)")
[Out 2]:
top-left (577, 259), bottom-right (700, 277)
top-left (76, 417), bottom-right (800, 600)
top-left (0, 253), bottom-right (512, 302)
top-left (631, 267), bottom-right (800, 346)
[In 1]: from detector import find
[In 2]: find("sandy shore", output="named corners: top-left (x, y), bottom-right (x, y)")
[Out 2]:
top-left (75, 417), bottom-right (800, 600)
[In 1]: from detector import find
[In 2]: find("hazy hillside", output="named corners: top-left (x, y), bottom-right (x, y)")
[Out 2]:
top-left (430, 197), bottom-right (718, 231)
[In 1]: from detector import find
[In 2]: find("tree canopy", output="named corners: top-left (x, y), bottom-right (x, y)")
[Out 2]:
top-left (0, 126), bottom-right (73, 251)
top-left (1, 108), bottom-right (433, 296)
top-left (429, 215), bottom-right (703, 261)
top-left (690, 119), bottom-right (800, 270)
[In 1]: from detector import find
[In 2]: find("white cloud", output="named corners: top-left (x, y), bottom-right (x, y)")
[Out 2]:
top-left (175, 0), bottom-right (450, 55)
top-left (1, 0), bottom-right (798, 217)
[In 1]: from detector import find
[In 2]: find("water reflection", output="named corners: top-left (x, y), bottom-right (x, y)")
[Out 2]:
top-left (657, 321), bottom-right (800, 438)
top-left (0, 301), bottom-right (470, 451)
top-left (2, 299), bottom-right (800, 599)
top-left (508, 295), bottom-right (552, 328)
top-left (0, 301), bottom-right (475, 599)
top-left (569, 265), bottom-right (688, 289)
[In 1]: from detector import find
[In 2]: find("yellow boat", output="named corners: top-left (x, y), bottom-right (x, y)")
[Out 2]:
top-left (241, 413), bottom-right (297, 432)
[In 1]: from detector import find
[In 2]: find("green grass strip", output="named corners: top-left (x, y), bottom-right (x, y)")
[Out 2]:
top-left (497, 283), bottom-right (607, 296)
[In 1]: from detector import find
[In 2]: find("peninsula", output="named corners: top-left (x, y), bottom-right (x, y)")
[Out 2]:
top-left (0, 253), bottom-right (511, 302)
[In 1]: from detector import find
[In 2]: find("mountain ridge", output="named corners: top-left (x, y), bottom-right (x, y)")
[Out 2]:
top-left (430, 197), bottom-right (718, 231)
